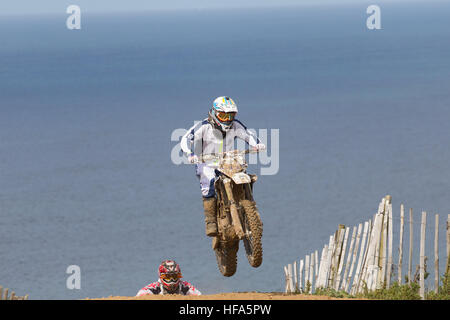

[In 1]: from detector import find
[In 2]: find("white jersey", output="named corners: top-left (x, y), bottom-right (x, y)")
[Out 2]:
top-left (136, 279), bottom-right (201, 296)
top-left (180, 118), bottom-right (260, 157)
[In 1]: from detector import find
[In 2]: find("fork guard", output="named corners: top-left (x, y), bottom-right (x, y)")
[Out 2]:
top-left (223, 178), bottom-right (245, 239)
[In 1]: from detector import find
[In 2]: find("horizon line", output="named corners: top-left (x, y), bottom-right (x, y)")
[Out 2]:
top-left (0, 0), bottom-right (440, 18)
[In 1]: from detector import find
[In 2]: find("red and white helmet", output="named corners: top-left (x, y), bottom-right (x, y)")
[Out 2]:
top-left (158, 260), bottom-right (182, 293)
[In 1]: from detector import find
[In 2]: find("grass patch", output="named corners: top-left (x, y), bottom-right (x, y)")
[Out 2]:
top-left (291, 273), bottom-right (449, 300)
top-left (426, 274), bottom-right (450, 300)
top-left (313, 287), bottom-right (355, 299)
top-left (355, 281), bottom-right (421, 300)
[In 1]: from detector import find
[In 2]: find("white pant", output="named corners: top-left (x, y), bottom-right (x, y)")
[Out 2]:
top-left (195, 164), bottom-right (218, 198)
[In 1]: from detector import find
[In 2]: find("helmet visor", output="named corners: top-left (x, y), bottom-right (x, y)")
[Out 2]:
top-left (160, 273), bottom-right (182, 282)
top-left (216, 111), bottom-right (236, 123)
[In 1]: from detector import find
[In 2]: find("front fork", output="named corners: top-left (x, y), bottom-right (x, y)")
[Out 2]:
top-left (246, 174), bottom-right (257, 201)
top-left (223, 178), bottom-right (246, 239)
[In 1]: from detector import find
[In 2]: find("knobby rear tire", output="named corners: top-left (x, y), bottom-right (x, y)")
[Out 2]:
top-left (241, 199), bottom-right (263, 268)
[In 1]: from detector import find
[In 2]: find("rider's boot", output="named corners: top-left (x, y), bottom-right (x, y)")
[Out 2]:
top-left (202, 197), bottom-right (218, 237)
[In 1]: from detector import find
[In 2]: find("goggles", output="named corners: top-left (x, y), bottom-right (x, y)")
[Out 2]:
top-left (160, 273), bottom-right (182, 282)
top-left (216, 111), bottom-right (236, 122)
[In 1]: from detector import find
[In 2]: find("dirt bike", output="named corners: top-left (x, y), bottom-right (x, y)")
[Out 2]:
top-left (196, 149), bottom-right (264, 277)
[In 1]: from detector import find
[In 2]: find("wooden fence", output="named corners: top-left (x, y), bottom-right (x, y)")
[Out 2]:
top-left (284, 195), bottom-right (450, 299)
top-left (0, 286), bottom-right (29, 300)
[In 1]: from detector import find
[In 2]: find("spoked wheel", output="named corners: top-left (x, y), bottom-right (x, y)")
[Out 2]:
top-left (214, 240), bottom-right (239, 277)
top-left (241, 200), bottom-right (263, 268)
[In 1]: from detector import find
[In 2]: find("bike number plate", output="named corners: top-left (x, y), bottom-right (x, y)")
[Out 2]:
top-left (231, 172), bottom-right (251, 184)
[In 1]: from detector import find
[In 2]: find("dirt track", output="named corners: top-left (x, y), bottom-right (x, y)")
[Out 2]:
top-left (91, 292), bottom-right (360, 300)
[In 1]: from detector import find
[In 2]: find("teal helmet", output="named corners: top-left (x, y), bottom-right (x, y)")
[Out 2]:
top-left (209, 96), bottom-right (238, 132)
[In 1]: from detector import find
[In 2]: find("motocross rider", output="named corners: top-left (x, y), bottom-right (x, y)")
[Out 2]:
top-left (136, 260), bottom-right (201, 296)
top-left (180, 96), bottom-right (266, 237)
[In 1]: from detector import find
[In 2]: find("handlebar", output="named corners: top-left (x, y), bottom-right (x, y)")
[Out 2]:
top-left (191, 148), bottom-right (261, 164)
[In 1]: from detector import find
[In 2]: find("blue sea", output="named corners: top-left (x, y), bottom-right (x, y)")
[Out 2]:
top-left (1, 1), bottom-right (449, 299)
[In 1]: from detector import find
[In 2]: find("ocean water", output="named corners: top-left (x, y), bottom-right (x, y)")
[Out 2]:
top-left (1, 2), bottom-right (450, 299)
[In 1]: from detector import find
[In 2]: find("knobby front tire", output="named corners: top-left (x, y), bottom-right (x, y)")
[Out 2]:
top-left (214, 241), bottom-right (239, 277)
top-left (241, 200), bottom-right (263, 268)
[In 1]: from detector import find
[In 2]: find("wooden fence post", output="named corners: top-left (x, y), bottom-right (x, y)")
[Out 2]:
top-left (3, 288), bottom-right (9, 300)
top-left (378, 196), bottom-right (389, 288)
top-left (360, 212), bottom-right (378, 293)
top-left (351, 221), bottom-right (369, 294)
top-left (434, 214), bottom-right (439, 294)
top-left (366, 213), bottom-right (384, 292)
top-left (335, 227), bottom-right (350, 291)
top-left (408, 208), bottom-right (413, 285)
top-left (317, 245), bottom-right (327, 288)
top-left (310, 252), bottom-right (315, 293)
top-left (419, 211), bottom-right (427, 300)
top-left (305, 255), bottom-right (310, 293)
top-left (331, 225), bottom-right (345, 289)
top-left (378, 210), bottom-right (387, 289)
top-left (325, 235), bottom-right (335, 288)
top-left (341, 226), bottom-right (356, 291)
top-left (284, 266), bottom-right (289, 293)
top-left (363, 198), bottom-right (385, 292)
top-left (386, 198), bottom-right (393, 288)
top-left (398, 203), bottom-right (405, 283)
top-left (299, 259), bottom-right (304, 292)
top-left (446, 214), bottom-right (450, 277)
top-left (293, 260), bottom-right (298, 292)
top-left (365, 198), bottom-right (387, 292)
top-left (288, 263), bottom-right (294, 294)
top-left (344, 224), bottom-right (362, 292)
top-left (315, 250), bottom-right (319, 286)
top-left (328, 232), bottom-right (338, 287)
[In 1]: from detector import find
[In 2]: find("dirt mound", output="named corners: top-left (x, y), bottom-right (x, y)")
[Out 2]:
top-left (90, 292), bottom-right (358, 300)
